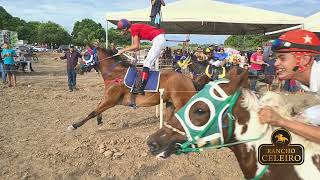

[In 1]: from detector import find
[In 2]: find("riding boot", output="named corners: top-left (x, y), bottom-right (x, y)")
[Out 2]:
top-left (137, 67), bottom-right (149, 95)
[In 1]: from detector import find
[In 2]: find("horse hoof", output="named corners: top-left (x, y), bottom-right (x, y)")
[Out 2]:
top-left (67, 125), bottom-right (76, 131)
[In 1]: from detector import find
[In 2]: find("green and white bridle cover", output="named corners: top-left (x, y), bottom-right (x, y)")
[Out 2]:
top-left (174, 78), bottom-right (241, 154)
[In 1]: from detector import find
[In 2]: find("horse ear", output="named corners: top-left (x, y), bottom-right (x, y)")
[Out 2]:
top-left (225, 66), bottom-right (249, 94)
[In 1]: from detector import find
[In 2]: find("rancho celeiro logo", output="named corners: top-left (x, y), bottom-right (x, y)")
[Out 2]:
top-left (258, 128), bottom-right (304, 165)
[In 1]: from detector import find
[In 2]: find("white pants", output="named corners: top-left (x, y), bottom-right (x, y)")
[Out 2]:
top-left (144, 34), bottom-right (166, 70)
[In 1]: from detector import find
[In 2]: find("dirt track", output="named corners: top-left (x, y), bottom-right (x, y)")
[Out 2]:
top-left (0, 53), bottom-right (317, 180)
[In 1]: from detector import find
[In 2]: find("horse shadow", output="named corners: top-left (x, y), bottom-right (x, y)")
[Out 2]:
top-left (96, 116), bottom-right (159, 133)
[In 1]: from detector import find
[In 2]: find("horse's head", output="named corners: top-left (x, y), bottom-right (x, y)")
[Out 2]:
top-left (147, 66), bottom-right (250, 158)
top-left (96, 47), bottom-right (115, 61)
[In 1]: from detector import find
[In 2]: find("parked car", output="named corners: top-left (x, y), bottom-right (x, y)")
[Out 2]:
top-left (58, 45), bottom-right (70, 53)
top-left (32, 46), bottom-right (48, 52)
top-left (14, 45), bottom-right (32, 56)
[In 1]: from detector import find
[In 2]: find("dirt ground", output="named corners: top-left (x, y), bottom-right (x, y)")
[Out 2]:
top-left (0, 53), bottom-right (318, 180)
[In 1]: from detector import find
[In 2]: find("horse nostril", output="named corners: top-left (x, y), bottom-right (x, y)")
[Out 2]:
top-left (148, 142), bottom-right (159, 152)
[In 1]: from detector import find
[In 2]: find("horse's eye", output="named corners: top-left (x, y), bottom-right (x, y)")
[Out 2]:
top-left (194, 108), bottom-right (206, 115)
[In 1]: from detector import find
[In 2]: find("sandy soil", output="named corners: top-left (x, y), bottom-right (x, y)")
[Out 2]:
top-left (0, 53), bottom-right (318, 180)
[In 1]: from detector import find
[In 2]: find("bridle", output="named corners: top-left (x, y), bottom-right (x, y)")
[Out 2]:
top-left (164, 79), bottom-right (270, 179)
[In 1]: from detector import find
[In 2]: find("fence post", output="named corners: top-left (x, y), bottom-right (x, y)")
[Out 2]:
top-left (159, 88), bottom-right (165, 128)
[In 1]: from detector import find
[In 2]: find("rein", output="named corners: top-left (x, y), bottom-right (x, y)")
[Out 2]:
top-left (99, 54), bottom-right (129, 81)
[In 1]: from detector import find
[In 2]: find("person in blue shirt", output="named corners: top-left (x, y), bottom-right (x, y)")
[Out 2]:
top-left (1, 42), bottom-right (17, 87)
top-left (213, 48), bottom-right (228, 61)
top-left (0, 46), bottom-right (7, 83)
top-left (173, 49), bottom-right (182, 65)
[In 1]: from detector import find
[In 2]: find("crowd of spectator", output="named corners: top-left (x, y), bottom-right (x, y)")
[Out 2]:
top-left (1, 41), bottom-right (303, 95)
top-left (161, 44), bottom-right (303, 94)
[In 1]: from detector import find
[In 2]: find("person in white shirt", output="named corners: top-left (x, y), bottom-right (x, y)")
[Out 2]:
top-left (258, 29), bottom-right (320, 144)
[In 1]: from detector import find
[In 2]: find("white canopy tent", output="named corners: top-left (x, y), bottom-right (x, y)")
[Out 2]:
top-left (105, 0), bottom-right (304, 44)
top-left (266, 12), bottom-right (320, 37)
top-left (304, 12), bottom-right (320, 33)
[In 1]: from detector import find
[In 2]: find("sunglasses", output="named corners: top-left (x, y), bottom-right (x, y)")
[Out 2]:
top-left (271, 39), bottom-right (320, 52)
top-left (256, 48), bottom-right (262, 50)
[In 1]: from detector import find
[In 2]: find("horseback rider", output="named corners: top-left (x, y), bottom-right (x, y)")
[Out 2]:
top-left (206, 47), bottom-right (227, 80)
top-left (116, 19), bottom-right (166, 95)
top-left (82, 43), bottom-right (99, 73)
top-left (259, 29), bottom-right (320, 144)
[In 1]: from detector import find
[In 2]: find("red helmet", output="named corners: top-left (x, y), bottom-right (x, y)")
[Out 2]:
top-left (272, 30), bottom-right (320, 72)
top-left (117, 19), bottom-right (131, 30)
top-left (272, 29), bottom-right (320, 54)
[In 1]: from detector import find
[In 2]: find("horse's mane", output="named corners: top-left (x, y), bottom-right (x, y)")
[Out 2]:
top-left (97, 47), bottom-right (131, 68)
top-left (98, 47), bottom-right (114, 57)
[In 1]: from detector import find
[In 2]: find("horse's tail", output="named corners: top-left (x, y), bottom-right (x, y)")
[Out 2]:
top-left (192, 74), bottom-right (210, 91)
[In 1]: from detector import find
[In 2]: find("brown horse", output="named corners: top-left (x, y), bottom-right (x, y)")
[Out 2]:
top-left (68, 48), bottom-right (206, 130)
top-left (147, 67), bottom-right (320, 179)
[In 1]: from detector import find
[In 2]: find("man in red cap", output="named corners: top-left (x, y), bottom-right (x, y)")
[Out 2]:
top-left (259, 29), bottom-right (320, 144)
top-left (116, 19), bottom-right (166, 95)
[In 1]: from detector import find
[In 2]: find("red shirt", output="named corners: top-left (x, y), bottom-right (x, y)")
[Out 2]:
top-left (250, 52), bottom-right (263, 71)
top-left (130, 23), bottom-right (165, 41)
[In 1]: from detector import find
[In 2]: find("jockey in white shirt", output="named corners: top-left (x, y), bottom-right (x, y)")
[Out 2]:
top-left (258, 29), bottom-right (320, 144)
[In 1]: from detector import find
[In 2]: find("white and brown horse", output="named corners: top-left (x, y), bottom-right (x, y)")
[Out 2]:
top-left (147, 67), bottom-right (320, 179)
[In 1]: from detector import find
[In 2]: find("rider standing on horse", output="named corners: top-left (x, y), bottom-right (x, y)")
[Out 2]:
top-left (116, 19), bottom-right (166, 95)
top-left (259, 29), bottom-right (320, 144)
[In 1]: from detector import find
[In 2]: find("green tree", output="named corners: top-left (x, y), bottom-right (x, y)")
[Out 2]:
top-left (71, 19), bottom-right (106, 46)
top-left (0, 6), bottom-right (14, 30)
top-left (37, 21), bottom-right (71, 46)
top-left (18, 21), bottom-right (41, 43)
top-left (224, 34), bottom-right (271, 50)
top-left (107, 27), bottom-right (131, 46)
top-left (0, 6), bottom-right (28, 41)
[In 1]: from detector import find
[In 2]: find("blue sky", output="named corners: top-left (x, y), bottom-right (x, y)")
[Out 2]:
top-left (1, 0), bottom-right (319, 44)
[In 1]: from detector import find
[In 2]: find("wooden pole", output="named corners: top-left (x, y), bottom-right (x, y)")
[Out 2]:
top-left (159, 88), bottom-right (164, 128)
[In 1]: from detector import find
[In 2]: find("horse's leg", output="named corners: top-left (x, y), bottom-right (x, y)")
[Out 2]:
top-left (97, 114), bottom-right (103, 125)
top-left (165, 101), bottom-right (175, 121)
top-left (67, 85), bottom-right (123, 130)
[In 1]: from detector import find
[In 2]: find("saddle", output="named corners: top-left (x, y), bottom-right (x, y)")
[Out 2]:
top-left (124, 67), bottom-right (160, 92)
top-left (124, 67), bottom-right (161, 108)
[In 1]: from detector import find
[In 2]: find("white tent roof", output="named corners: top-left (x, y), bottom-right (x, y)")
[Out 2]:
top-left (304, 12), bottom-right (320, 32)
top-left (265, 12), bottom-right (320, 38)
top-left (106, 0), bottom-right (304, 35)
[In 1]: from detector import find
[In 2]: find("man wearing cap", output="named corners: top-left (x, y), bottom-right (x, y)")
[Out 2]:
top-left (116, 19), bottom-right (166, 95)
top-left (259, 30), bottom-right (320, 144)
top-left (60, 45), bottom-right (82, 92)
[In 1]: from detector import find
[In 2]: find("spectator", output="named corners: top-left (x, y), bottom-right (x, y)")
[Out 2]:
top-left (173, 49), bottom-right (182, 65)
top-left (212, 48), bottom-right (228, 70)
top-left (229, 53), bottom-right (241, 66)
top-left (164, 47), bottom-right (172, 60)
top-left (194, 47), bottom-right (207, 62)
top-left (181, 50), bottom-right (189, 59)
top-left (110, 42), bottom-right (118, 55)
top-left (0, 46), bottom-right (6, 84)
top-left (1, 42), bottom-right (17, 87)
top-left (150, 0), bottom-right (165, 29)
top-left (264, 53), bottom-right (276, 91)
top-left (249, 46), bottom-right (264, 92)
top-left (213, 48), bottom-right (228, 61)
top-left (60, 45), bottom-right (82, 92)
top-left (239, 51), bottom-right (248, 68)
